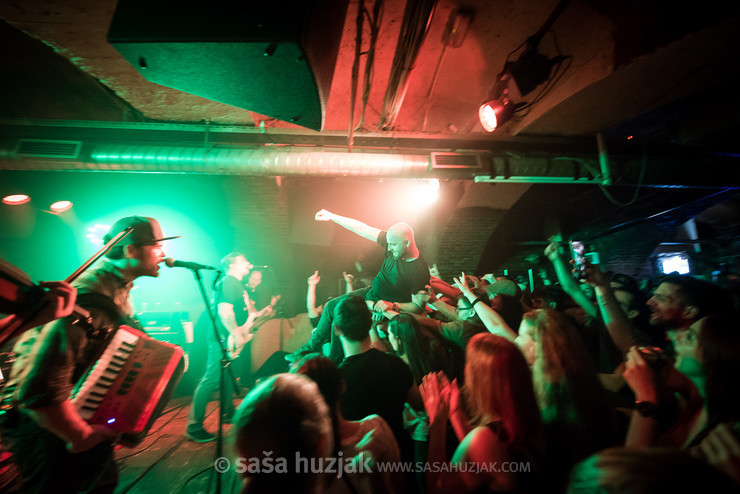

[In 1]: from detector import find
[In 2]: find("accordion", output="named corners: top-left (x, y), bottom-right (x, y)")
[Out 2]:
top-left (71, 325), bottom-right (185, 447)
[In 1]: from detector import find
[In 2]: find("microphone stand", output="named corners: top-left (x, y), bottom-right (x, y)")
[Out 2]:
top-left (189, 267), bottom-right (241, 494)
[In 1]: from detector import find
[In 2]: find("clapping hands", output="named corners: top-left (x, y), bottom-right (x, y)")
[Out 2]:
top-left (420, 372), bottom-right (460, 425)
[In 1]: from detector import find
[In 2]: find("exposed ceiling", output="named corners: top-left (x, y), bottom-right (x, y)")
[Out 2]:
top-left (1, 0), bottom-right (739, 277)
top-left (2, 0), bottom-right (740, 146)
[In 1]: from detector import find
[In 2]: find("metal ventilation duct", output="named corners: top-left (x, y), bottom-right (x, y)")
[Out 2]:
top-left (1, 144), bottom-right (433, 177)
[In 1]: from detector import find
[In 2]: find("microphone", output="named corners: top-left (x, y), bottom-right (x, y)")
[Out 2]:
top-left (164, 258), bottom-right (220, 271)
top-left (251, 265), bottom-right (269, 269)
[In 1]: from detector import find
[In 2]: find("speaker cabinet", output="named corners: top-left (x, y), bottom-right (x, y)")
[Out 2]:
top-left (107, 0), bottom-right (349, 130)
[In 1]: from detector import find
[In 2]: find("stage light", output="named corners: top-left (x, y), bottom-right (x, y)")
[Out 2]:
top-left (86, 223), bottom-right (111, 246)
top-left (479, 73), bottom-right (516, 132)
top-left (479, 97), bottom-right (515, 132)
top-left (50, 200), bottom-right (73, 213)
top-left (408, 179), bottom-right (440, 205)
top-left (2, 194), bottom-right (30, 205)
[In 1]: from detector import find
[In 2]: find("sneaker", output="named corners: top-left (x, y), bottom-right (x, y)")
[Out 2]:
top-left (185, 428), bottom-right (216, 443)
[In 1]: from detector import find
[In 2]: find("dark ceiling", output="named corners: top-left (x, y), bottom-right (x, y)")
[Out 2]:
top-left (1, 0), bottom-right (739, 280)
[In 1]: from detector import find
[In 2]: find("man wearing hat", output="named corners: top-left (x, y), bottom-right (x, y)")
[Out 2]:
top-left (0, 215), bottom-right (178, 493)
top-left (484, 278), bottom-right (525, 332)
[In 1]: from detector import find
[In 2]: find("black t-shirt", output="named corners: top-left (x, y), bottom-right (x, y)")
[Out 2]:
top-left (339, 349), bottom-right (414, 442)
top-left (215, 275), bottom-right (249, 334)
top-left (365, 231), bottom-right (430, 303)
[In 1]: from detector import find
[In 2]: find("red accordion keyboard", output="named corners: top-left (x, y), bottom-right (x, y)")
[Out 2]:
top-left (71, 325), bottom-right (185, 447)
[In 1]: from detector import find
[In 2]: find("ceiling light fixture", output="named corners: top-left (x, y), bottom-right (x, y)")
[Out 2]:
top-left (479, 72), bottom-right (517, 132)
top-left (2, 194), bottom-right (31, 205)
top-left (50, 200), bottom-right (73, 213)
top-left (479, 0), bottom-right (571, 133)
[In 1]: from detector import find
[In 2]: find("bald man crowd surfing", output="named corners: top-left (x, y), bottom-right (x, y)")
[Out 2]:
top-left (286, 209), bottom-right (431, 364)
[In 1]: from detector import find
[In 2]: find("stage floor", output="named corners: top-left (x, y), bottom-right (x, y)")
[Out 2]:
top-left (114, 395), bottom-right (243, 494)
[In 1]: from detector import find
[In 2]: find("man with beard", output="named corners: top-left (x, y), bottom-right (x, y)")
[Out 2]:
top-left (0, 216), bottom-right (179, 493)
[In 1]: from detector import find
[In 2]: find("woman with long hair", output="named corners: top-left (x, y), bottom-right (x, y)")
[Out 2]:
top-left (291, 354), bottom-right (403, 494)
top-left (387, 313), bottom-right (465, 492)
top-left (422, 333), bottom-right (544, 494)
top-left (516, 309), bottom-right (617, 491)
top-left (387, 313), bottom-right (465, 385)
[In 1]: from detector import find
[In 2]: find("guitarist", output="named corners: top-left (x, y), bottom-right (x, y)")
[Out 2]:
top-left (186, 252), bottom-right (271, 443)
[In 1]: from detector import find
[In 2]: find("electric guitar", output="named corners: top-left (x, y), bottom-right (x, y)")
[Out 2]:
top-left (228, 295), bottom-right (281, 358)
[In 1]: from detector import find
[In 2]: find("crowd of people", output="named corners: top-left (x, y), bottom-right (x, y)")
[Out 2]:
top-left (1, 209), bottom-right (739, 493)
top-left (233, 211), bottom-right (740, 494)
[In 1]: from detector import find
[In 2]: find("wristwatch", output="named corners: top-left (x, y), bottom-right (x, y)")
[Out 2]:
top-left (634, 400), bottom-right (660, 418)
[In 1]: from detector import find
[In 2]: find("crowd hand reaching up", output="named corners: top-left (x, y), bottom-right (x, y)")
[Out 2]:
top-left (429, 263), bottom-right (441, 279)
top-left (343, 271), bottom-right (354, 284)
top-left (307, 270), bottom-right (321, 285)
top-left (315, 209), bottom-right (333, 222)
top-left (623, 346), bottom-right (660, 403)
top-left (544, 241), bottom-right (563, 261)
top-left (420, 372), bottom-right (451, 425)
top-left (583, 260), bottom-right (609, 287)
top-left (452, 272), bottom-right (474, 298)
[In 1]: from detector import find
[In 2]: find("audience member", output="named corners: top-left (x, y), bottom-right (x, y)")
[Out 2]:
top-left (331, 294), bottom-right (423, 492)
top-left (292, 354), bottom-right (403, 494)
top-left (516, 309), bottom-right (618, 492)
top-left (567, 446), bottom-right (739, 493)
top-left (421, 333), bottom-right (545, 494)
top-left (232, 373), bottom-right (333, 494)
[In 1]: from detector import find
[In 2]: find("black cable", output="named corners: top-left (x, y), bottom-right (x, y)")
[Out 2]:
top-left (146, 403), bottom-right (186, 436)
top-left (516, 54), bottom-right (572, 114)
top-left (116, 434), bottom-right (174, 461)
top-left (357, 0), bottom-right (384, 131)
top-left (117, 438), bottom-right (185, 493)
top-left (179, 465), bottom-right (214, 493)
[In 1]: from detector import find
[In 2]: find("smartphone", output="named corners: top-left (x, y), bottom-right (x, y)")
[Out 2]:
top-left (570, 241), bottom-right (600, 280)
top-left (569, 240), bottom-right (587, 280)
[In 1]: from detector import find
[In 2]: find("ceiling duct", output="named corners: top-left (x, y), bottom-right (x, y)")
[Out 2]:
top-left (0, 145), bottom-right (431, 177)
top-left (16, 139), bottom-right (81, 159)
top-left (430, 152), bottom-right (483, 169)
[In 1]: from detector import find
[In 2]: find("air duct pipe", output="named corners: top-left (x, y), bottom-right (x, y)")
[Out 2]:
top-left (2, 145), bottom-right (432, 177)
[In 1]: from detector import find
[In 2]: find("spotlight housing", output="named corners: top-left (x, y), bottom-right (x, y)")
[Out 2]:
top-left (50, 200), bottom-right (73, 213)
top-left (479, 72), bottom-right (517, 132)
top-left (479, 97), bottom-right (514, 132)
top-left (2, 194), bottom-right (30, 205)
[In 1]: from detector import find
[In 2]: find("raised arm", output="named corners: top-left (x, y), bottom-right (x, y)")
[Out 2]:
top-left (306, 270), bottom-right (321, 318)
top-left (584, 262), bottom-right (649, 354)
top-left (315, 209), bottom-right (381, 243)
top-left (454, 273), bottom-right (517, 342)
top-left (545, 241), bottom-right (598, 319)
top-left (424, 285), bottom-right (462, 321)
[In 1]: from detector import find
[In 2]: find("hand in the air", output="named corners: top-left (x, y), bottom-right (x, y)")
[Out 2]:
top-left (315, 209), bottom-right (333, 222)
top-left (308, 270), bottom-right (321, 285)
top-left (452, 272), bottom-right (474, 298)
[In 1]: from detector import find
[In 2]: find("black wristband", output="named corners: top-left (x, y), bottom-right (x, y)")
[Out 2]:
top-left (470, 297), bottom-right (484, 308)
top-left (634, 400), bottom-right (661, 418)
